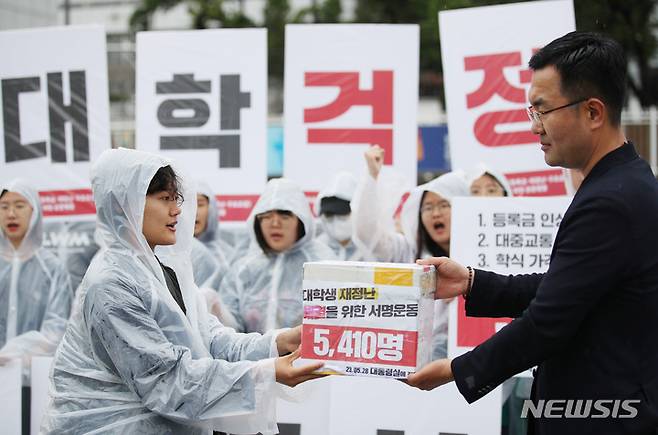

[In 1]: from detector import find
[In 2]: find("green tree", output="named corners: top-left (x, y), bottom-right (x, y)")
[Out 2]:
top-left (130, 0), bottom-right (254, 31)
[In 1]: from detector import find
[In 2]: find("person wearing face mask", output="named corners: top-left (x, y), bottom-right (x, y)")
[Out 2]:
top-left (316, 172), bottom-right (367, 262)
top-left (468, 163), bottom-right (512, 197)
top-left (41, 149), bottom-right (322, 435)
top-left (353, 146), bottom-right (469, 359)
top-left (219, 178), bottom-right (336, 334)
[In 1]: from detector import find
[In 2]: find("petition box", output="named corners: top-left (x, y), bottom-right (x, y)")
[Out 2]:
top-left (298, 261), bottom-right (435, 378)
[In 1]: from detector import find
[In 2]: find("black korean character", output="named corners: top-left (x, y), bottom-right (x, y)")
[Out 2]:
top-left (507, 213), bottom-right (521, 226)
top-left (406, 303), bottom-right (418, 317)
top-left (364, 288), bottom-right (377, 299)
top-left (326, 306), bottom-right (338, 319)
top-left (510, 233), bottom-right (524, 248)
top-left (525, 233), bottom-right (538, 247)
top-left (493, 212), bottom-right (506, 227)
top-left (510, 254), bottom-right (524, 267)
top-left (496, 233), bottom-right (509, 247)
top-left (369, 305), bottom-right (382, 317)
top-left (393, 304), bottom-right (406, 317)
top-left (539, 233), bottom-right (553, 248)
top-left (497, 253), bottom-right (510, 268)
top-left (521, 213), bottom-right (536, 227)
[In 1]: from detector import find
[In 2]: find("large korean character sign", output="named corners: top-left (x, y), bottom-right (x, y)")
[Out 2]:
top-left (136, 29), bottom-right (267, 222)
top-left (439, 0), bottom-right (575, 196)
top-left (0, 25), bottom-right (110, 218)
top-left (284, 24), bottom-right (419, 193)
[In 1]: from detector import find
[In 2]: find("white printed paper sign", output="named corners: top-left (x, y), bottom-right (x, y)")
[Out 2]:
top-left (284, 24), bottom-right (419, 192)
top-left (448, 196), bottom-right (571, 358)
top-left (298, 261), bottom-right (434, 378)
top-left (439, 0), bottom-right (575, 196)
top-left (0, 25), bottom-right (110, 218)
top-left (136, 28), bottom-right (267, 222)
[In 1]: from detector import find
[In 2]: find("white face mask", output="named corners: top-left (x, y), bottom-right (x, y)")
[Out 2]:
top-left (321, 214), bottom-right (353, 243)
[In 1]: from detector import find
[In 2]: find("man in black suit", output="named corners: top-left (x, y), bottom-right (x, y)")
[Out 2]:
top-left (407, 31), bottom-right (658, 434)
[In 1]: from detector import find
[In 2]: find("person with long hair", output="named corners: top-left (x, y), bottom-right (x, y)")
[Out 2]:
top-left (352, 146), bottom-right (469, 359)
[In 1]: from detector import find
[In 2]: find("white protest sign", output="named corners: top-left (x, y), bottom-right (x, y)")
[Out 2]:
top-left (439, 0), bottom-right (575, 196)
top-left (284, 24), bottom-right (418, 193)
top-left (277, 376), bottom-right (501, 435)
top-left (0, 25), bottom-right (110, 219)
top-left (0, 359), bottom-right (22, 434)
top-left (31, 357), bottom-right (53, 435)
top-left (136, 28), bottom-right (267, 222)
top-left (448, 196), bottom-right (571, 360)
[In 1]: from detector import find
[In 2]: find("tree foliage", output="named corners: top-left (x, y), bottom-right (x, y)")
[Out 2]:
top-left (129, 0), bottom-right (658, 106)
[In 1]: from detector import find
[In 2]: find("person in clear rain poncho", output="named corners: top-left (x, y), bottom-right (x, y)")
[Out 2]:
top-left (315, 171), bottom-right (368, 262)
top-left (0, 179), bottom-right (73, 373)
top-left (353, 146), bottom-right (469, 360)
top-left (41, 148), bottom-right (322, 435)
top-left (468, 163), bottom-right (512, 197)
top-left (193, 181), bottom-right (234, 287)
top-left (219, 178), bottom-right (336, 334)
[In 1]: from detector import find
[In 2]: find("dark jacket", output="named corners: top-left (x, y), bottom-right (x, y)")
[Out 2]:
top-left (452, 142), bottom-right (658, 434)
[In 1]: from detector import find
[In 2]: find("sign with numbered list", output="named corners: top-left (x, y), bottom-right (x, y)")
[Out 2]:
top-left (298, 261), bottom-right (435, 378)
top-left (136, 28), bottom-right (267, 222)
top-left (439, 0), bottom-right (575, 196)
top-left (448, 196), bottom-right (572, 359)
top-left (0, 25), bottom-right (110, 218)
top-left (284, 24), bottom-right (419, 193)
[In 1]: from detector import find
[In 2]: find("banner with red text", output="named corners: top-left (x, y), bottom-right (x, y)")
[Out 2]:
top-left (439, 0), bottom-right (575, 196)
top-left (284, 24), bottom-right (418, 192)
top-left (0, 25), bottom-right (110, 218)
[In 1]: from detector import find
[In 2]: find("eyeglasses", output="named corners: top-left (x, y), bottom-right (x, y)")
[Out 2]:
top-left (0, 201), bottom-right (30, 213)
top-left (256, 210), bottom-right (295, 224)
top-left (420, 201), bottom-right (451, 215)
top-left (527, 98), bottom-right (587, 125)
top-left (156, 193), bottom-right (184, 207)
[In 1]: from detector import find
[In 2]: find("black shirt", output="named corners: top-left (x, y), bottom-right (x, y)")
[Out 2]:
top-left (156, 257), bottom-right (186, 315)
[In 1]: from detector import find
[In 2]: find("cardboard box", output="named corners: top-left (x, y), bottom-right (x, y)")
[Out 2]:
top-left (297, 261), bottom-right (435, 378)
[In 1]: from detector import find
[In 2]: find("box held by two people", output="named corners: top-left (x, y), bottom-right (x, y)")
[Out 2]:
top-left (297, 261), bottom-right (435, 379)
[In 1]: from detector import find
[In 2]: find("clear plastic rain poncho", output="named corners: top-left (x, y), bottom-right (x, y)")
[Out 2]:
top-left (352, 171), bottom-right (470, 359)
top-left (0, 179), bottom-right (73, 380)
top-left (191, 237), bottom-right (222, 289)
top-left (195, 182), bottom-right (234, 280)
top-left (41, 148), bottom-right (283, 435)
top-left (315, 171), bottom-right (368, 262)
top-left (219, 178), bottom-right (336, 333)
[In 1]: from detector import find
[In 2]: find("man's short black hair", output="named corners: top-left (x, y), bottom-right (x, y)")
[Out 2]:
top-left (0, 189), bottom-right (7, 200)
top-left (147, 165), bottom-right (183, 202)
top-left (529, 31), bottom-right (626, 126)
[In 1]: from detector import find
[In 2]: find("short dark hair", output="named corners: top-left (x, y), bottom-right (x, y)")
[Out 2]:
top-left (253, 210), bottom-right (306, 254)
top-left (147, 165), bottom-right (183, 202)
top-left (529, 31), bottom-right (626, 126)
top-left (0, 189), bottom-right (7, 199)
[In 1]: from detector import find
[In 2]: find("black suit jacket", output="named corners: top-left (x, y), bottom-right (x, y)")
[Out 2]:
top-left (452, 143), bottom-right (658, 434)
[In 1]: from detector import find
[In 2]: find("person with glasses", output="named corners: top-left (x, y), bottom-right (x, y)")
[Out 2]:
top-left (407, 32), bottom-right (658, 434)
top-left (353, 145), bottom-right (469, 359)
top-left (42, 149), bottom-right (322, 434)
top-left (219, 178), bottom-right (336, 334)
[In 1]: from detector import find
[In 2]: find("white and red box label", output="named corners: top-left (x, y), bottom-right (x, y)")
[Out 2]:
top-left (298, 261), bottom-right (435, 378)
